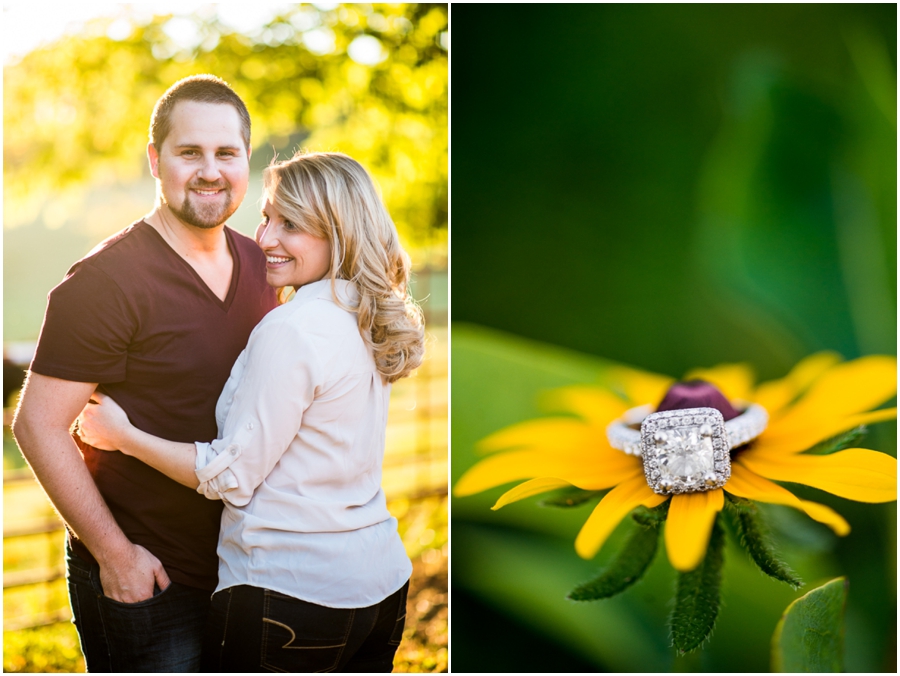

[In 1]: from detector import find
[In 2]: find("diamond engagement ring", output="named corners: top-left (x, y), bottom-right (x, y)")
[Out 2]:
top-left (606, 402), bottom-right (768, 495)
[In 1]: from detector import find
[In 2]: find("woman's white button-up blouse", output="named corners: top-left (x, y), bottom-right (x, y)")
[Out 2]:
top-left (193, 278), bottom-right (411, 608)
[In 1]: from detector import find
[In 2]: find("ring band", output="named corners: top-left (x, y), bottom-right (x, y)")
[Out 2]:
top-left (606, 402), bottom-right (768, 457)
top-left (607, 403), bottom-right (768, 495)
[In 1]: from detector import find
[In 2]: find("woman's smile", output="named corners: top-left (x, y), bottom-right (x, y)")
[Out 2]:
top-left (266, 254), bottom-right (294, 267)
top-left (258, 198), bottom-right (331, 288)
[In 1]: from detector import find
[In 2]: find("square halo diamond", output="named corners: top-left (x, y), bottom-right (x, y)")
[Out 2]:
top-left (640, 407), bottom-right (731, 495)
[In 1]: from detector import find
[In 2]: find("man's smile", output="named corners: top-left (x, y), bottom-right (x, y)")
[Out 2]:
top-left (189, 186), bottom-right (227, 197)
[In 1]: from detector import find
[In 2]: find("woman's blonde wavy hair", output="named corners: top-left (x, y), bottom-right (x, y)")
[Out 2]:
top-left (263, 151), bottom-right (424, 383)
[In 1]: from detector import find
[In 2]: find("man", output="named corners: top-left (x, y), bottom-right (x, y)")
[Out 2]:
top-left (13, 75), bottom-right (277, 672)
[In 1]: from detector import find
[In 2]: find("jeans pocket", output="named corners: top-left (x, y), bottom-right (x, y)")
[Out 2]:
top-left (65, 549), bottom-right (97, 591)
top-left (101, 581), bottom-right (172, 608)
top-left (66, 559), bottom-right (93, 583)
top-left (261, 590), bottom-right (353, 673)
top-left (94, 582), bottom-right (208, 673)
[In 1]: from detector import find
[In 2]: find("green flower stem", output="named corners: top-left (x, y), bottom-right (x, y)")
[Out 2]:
top-left (673, 648), bottom-right (703, 672)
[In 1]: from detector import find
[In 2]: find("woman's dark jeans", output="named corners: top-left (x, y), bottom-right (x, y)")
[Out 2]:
top-left (66, 545), bottom-right (210, 672)
top-left (200, 581), bottom-right (410, 673)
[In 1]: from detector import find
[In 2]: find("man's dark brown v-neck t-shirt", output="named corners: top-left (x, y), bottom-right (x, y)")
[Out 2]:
top-left (31, 220), bottom-right (277, 591)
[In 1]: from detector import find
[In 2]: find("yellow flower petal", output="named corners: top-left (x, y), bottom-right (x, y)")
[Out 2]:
top-left (491, 477), bottom-right (573, 510)
top-left (454, 446), bottom-right (642, 497)
top-left (752, 351), bottom-right (843, 417)
top-left (740, 449), bottom-right (898, 503)
top-left (726, 462), bottom-right (850, 535)
top-left (606, 365), bottom-right (673, 407)
top-left (684, 363), bottom-right (755, 402)
top-left (538, 386), bottom-right (628, 428)
top-left (574, 473), bottom-right (667, 559)
top-left (796, 499), bottom-right (851, 537)
top-left (767, 355), bottom-right (897, 437)
top-left (477, 418), bottom-right (597, 455)
top-left (665, 489), bottom-right (725, 571)
top-left (749, 407), bottom-right (897, 456)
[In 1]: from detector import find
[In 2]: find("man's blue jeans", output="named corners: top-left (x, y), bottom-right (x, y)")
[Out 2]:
top-left (66, 545), bottom-right (210, 673)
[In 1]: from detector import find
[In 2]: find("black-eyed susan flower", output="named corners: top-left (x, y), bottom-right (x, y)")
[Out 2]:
top-left (454, 351), bottom-right (896, 581)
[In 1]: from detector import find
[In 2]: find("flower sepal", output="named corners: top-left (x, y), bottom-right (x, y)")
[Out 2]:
top-left (568, 503), bottom-right (667, 601)
top-left (724, 494), bottom-right (802, 589)
top-left (802, 425), bottom-right (867, 456)
top-left (671, 517), bottom-right (725, 654)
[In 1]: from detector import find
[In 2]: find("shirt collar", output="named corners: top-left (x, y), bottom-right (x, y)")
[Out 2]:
top-left (292, 278), bottom-right (358, 306)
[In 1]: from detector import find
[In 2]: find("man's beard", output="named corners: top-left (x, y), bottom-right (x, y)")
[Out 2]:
top-left (165, 184), bottom-right (238, 230)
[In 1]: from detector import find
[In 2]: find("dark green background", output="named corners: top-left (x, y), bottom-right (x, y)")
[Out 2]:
top-left (452, 3), bottom-right (895, 377)
top-left (451, 4), bottom-right (896, 672)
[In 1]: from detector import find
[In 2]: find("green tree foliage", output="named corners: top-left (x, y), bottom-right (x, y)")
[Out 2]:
top-left (3, 4), bottom-right (447, 249)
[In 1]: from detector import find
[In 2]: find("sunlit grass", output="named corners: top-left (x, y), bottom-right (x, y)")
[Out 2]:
top-left (393, 546), bottom-right (448, 673)
top-left (3, 623), bottom-right (84, 674)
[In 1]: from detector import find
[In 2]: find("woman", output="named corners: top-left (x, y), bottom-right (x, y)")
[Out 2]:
top-left (77, 151), bottom-right (425, 672)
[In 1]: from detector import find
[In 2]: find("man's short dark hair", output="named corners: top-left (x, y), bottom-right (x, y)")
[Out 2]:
top-left (150, 74), bottom-right (251, 151)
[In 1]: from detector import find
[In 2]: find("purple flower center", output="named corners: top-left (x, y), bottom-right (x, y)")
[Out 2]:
top-left (656, 380), bottom-right (740, 421)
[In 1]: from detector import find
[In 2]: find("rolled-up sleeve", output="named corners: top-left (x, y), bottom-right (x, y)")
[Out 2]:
top-left (193, 316), bottom-right (321, 506)
top-left (194, 441), bottom-right (241, 499)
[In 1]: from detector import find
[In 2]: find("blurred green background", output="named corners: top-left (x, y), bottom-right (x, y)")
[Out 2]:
top-left (451, 4), bottom-right (895, 672)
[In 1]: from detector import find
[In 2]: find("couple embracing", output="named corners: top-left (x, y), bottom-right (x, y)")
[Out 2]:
top-left (13, 75), bottom-right (424, 673)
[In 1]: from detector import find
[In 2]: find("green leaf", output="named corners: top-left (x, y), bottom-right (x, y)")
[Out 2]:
top-left (670, 517), bottom-right (725, 654)
top-left (803, 425), bottom-right (867, 455)
top-left (538, 487), bottom-right (607, 508)
top-left (771, 577), bottom-right (847, 672)
top-left (568, 518), bottom-right (661, 601)
top-left (725, 495), bottom-right (802, 588)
